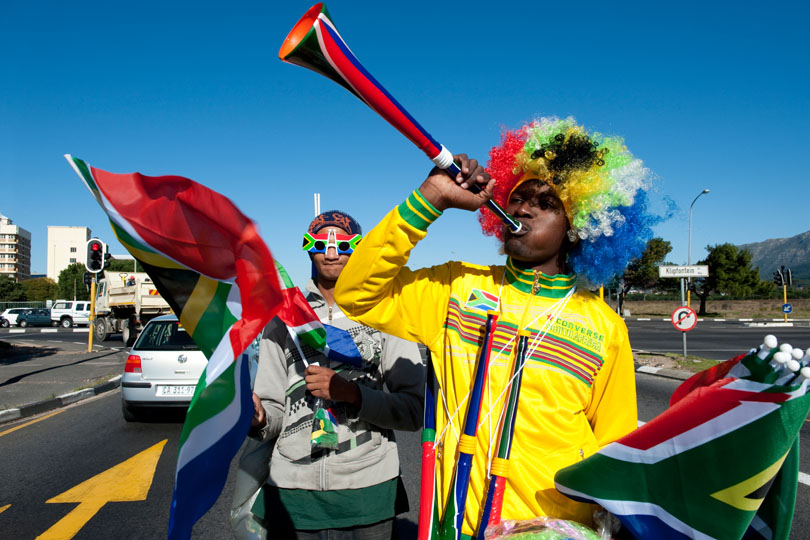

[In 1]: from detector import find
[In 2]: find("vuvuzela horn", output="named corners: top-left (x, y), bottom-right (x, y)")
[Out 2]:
top-left (279, 3), bottom-right (521, 233)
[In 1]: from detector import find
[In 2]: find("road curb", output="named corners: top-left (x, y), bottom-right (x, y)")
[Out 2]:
top-left (635, 365), bottom-right (692, 381)
top-left (0, 375), bottom-right (122, 425)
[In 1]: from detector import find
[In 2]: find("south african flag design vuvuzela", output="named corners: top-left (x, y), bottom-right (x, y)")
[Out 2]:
top-left (555, 346), bottom-right (810, 540)
top-left (66, 155), bottom-right (282, 540)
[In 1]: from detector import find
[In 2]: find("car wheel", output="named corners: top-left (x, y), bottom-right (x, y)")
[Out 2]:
top-left (122, 399), bottom-right (140, 422)
top-left (94, 318), bottom-right (109, 342)
top-left (61, 317), bottom-right (73, 328)
top-left (19, 319), bottom-right (28, 328)
top-left (0, 319), bottom-right (8, 328)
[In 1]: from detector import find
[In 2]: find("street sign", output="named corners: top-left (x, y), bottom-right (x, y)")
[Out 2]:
top-left (659, 265), bottom-right (709, 278)
top-left (783, 303), bottom-right (793, 314)
top-left (671, 306), bottom-right (698, 332)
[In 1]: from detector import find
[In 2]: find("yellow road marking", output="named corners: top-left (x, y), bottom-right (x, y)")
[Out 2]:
top-left (0, 504), bottom-right (10, 514)
top-left (0, 410), bottom-right (64, 438)
top-left (36, 439), bottom-right (167, 540)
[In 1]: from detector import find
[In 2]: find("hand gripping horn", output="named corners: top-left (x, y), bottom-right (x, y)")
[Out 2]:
top-left (279, 3), bottom-right (521, 233)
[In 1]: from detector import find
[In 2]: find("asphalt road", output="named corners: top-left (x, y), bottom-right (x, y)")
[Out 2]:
top-left (2, 376), bottom-right (809, 539)
top-left (625, 319), bottom-right (810, 361)
top-left (2, 322), bottom-right (810, 539)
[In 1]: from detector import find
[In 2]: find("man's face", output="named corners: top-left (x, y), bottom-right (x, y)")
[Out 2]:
top-left (311, 226), bottom-right (350, 282)
top-left (502, 180), bottom-right (572, 267)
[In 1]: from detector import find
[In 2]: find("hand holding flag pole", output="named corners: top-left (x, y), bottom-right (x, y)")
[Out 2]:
top-left (279, 3), bottom-right (522, 234)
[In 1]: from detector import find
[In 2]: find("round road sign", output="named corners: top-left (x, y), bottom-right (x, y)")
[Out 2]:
top-left (671, 306), bottom-right (698, 332)
top-left (782, 303), bottom-right (792, 314)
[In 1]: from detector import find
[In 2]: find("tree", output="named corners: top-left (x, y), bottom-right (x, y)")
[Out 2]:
top-left (20, 277), bottom-right (59, 302)
top-left (0, 274), bottom-right (26, 301)
top-left (617, 238), bottom-right (672, 313)
top-left (691, 243), bottom-right (768, 315)
top-left (107, 258), bottom-right (143, 273)
top-left (622, 238), bottom-right (673, 294)
top-left (57, 263), bottom-right (91, 301)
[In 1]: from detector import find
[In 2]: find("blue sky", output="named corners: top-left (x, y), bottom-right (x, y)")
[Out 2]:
top-left (4, 0), bottom-right (808, 284)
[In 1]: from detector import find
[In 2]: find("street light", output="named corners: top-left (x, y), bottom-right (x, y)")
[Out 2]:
top-left (687, 189), bottom-right (710, 307)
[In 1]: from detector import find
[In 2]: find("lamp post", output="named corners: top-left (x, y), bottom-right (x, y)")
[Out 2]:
top-left (687, 189), bottom-right (710, 308)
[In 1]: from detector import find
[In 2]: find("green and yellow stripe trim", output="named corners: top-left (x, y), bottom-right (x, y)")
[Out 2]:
top-left (505, 258), bottom-right (576, 298)
top-left (397, 189), bottom-right (442, 231)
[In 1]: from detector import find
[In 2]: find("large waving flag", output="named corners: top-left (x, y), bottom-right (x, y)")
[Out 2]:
top-left (65, 155), bottom-right (282, 540)
top-left (555, 338), bottom-right (810, 540)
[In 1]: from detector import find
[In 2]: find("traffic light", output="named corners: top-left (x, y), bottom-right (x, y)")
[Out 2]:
top-left (787, 268), bottom-right (793, 287)
top-left (86, 238), bottom-right (105, 273)
top-left (773, 268), bottom-right (784, 287)
top-left (103, 249), bottom-right (111, 270)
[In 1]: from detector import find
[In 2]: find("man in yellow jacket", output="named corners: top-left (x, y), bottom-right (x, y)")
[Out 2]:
top-left (336, 117), bottom-right (659, 539)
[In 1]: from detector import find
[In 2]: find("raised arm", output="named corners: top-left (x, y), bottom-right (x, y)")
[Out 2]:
top-left (335, 155), bottom-right (494, 347)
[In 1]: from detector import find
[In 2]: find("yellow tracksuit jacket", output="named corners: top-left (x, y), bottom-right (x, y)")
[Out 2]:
top-left (335, 190), bottom-right (638, 537)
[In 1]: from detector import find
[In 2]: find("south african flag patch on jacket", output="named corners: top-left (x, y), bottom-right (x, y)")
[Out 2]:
top-left (465, 288), bottom-right (499, 311)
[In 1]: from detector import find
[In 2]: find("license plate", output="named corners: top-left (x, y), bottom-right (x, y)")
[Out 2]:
top-left (156, 385), bottom-right (195, 396)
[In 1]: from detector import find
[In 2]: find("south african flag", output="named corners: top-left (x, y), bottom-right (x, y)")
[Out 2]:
top-left (66, 155), bottom-right (281, 540)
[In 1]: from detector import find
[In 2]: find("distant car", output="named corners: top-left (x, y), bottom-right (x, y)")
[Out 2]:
top-left (0, 308), bottom-right (26, 328)
top-left (120, 314), bottom-right (208, 422)
top-left (50, 300), bottom-right (91, 328)
top-left (16, 308), bottom-right (53, 328)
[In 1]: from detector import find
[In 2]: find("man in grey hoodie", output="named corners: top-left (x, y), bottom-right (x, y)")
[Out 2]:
top-left (248, 210), bottom-right (424, 540)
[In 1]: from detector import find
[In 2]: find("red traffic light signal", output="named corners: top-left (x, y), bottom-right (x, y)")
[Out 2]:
top-left (86, 238), bottom-right (106, 273)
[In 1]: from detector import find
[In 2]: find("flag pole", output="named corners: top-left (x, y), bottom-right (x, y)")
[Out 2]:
top-left (418, 351), bottom-right (439, 540)
top-left (476, 331), bottom-right (529, 538)
top-left (439, 310), bottom-right (499, 539)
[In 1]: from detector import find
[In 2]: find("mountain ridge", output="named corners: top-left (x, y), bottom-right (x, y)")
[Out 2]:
top-left (737, 230), bottom-right (810, 284)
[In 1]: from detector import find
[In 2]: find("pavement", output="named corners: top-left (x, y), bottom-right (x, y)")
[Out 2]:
top-left (0, 334), bottom-right (698, 426)
top-left (0, 339), bottom-right (127, 424)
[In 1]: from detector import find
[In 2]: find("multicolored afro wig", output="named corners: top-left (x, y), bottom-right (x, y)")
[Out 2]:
top-left (480, 117), bottom-right (662, 285)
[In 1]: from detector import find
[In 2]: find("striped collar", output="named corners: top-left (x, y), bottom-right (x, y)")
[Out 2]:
top-left (504, 257), bottom-right (576, 298)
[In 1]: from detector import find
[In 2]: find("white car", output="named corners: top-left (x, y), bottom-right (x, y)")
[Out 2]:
top-left (50, 300), bottom-right (91, 328)
top-left (0, 308), bottom-right (25, 328)
top-left (120, 314), bottom-right (208, 422)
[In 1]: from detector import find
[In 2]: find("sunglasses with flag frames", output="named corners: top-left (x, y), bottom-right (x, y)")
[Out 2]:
top-left (302, 231), bottom-right (362, 254)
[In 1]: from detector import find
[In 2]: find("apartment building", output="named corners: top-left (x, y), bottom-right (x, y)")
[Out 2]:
top-left (0, 213), bottom-right (32, 282)
top-left (47, 226), bottom-right (91, 281)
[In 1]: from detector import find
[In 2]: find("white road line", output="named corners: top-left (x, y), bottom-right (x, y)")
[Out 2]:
top-left (9, 329), bottom-right (24, 333)
top-left (41, 329), bottom-right (57, 333)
